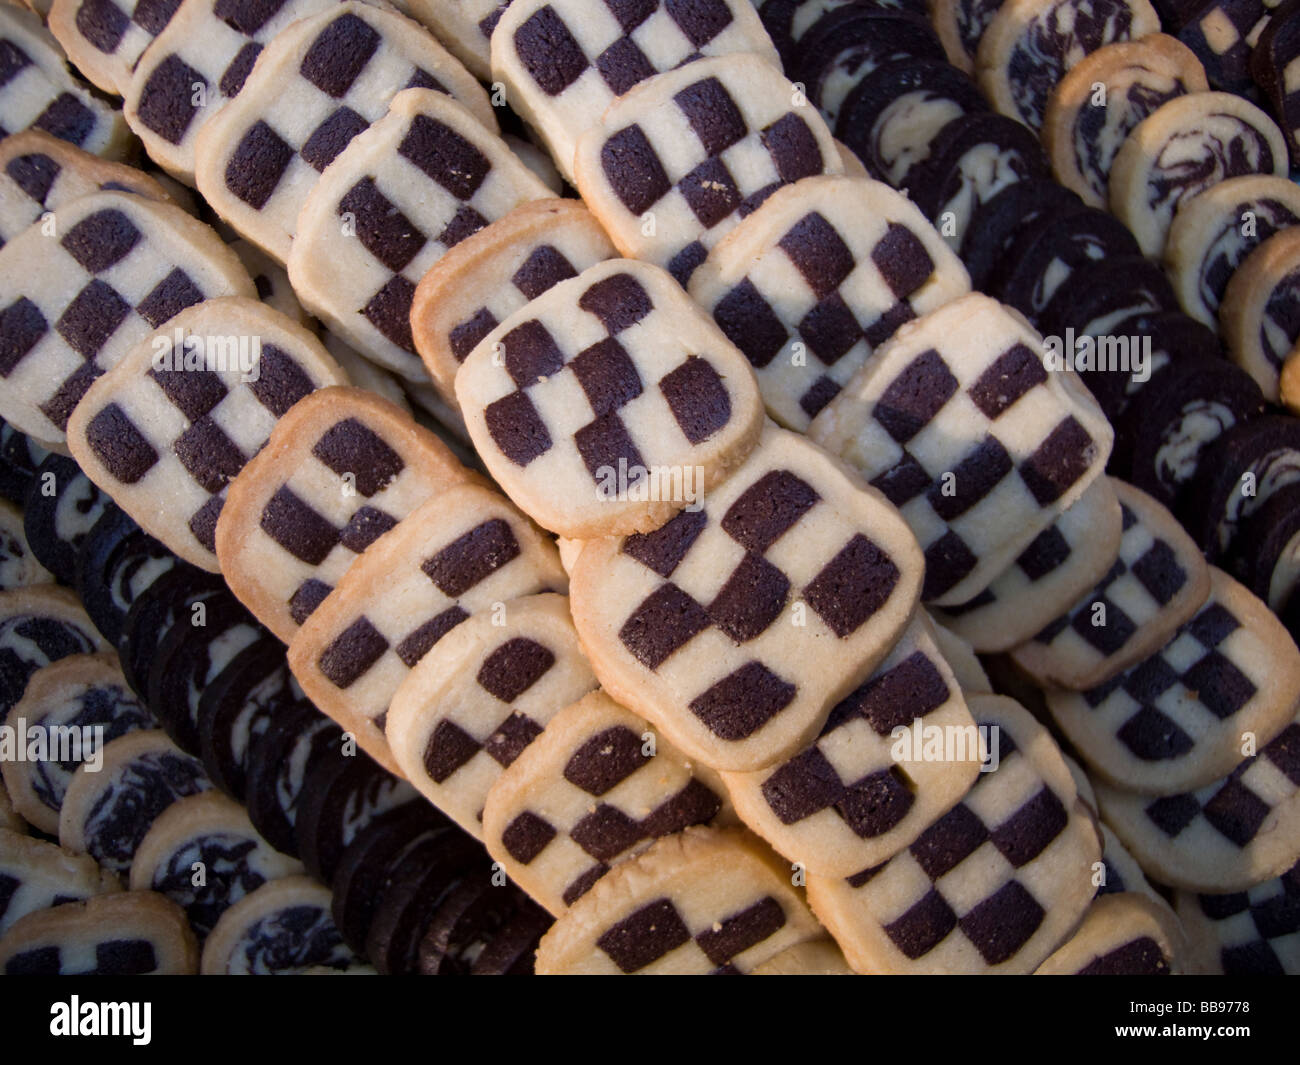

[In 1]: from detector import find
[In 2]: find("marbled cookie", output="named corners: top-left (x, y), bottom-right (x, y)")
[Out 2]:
top-left (1176, 859), bottom-right (1299, 973)
top-left (0, 498), bottom-right (51, 590)
top-left (201, 875), bottom-right (358, 973)
top-left (0, 828), bottom-right (120, 934)
top-left (1034, 892), bottom-right (1183, 974)
top-left (116, 562), bottom-right (224, 696)
top-left (74, 507), bottom-right (176, 645)
top-left (570, 423), bottom-right (923, 772)
top-left (1038, 253), bottom-right (1177, 338)
top-left (244, 698), bottom-right (341, 857)
top-left (0, 779), bottom-right (20, 832)
top-left (22, 453), bottom-right (110, 583)
top-left (689, 174), bottom-right (970, 431)
top-left (931, 0), bottom-right (1009, 73)
top-left (0, 585), bottom-right (108, 715)
top-left (754, 0), bottom-right (864, 70)
top-left (456, 258), bottom-right (765, 538)
top-left (47, 0), bottom-right (182, 93)
top-left (1231, 482), bottom-right (1300, 612)
top-left (960, 177), bottom-right (1083, 289)
top-left (1222, 224), bottom-right (1300, 401)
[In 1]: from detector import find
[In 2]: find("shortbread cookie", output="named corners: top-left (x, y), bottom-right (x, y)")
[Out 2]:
top-left (1049, 567), bottom-right (1300, 794)
top-left (22, 453), bottom-right (110, 583)
top-left (689, 175), bottom-right (970, 432)
top-left (415, 871), bottom-right (549, 975)
top-left (806, 695), bottom-right (1100, 974)
top-left (0, 890), bottom-right (197, 973)
top-left (570, 423), bottom-right (923, 772)
top-left (456, 259), bottom-right (766, 538)
top-left (1014, 480), bottom-right (1211, 691)
top-left (216, 387), bottom-right (474, 641)
top-left (751, 937), bottom-right (858, 974)
top-left (1038, 253), bottom-right (1177, 338)
top-left (492, 0), bottom-right (777, 183)
top-left (572, 54), bottom-right (842, 283)
top-left (48, 0), bottom-right (182, 93)
top-left (289, 90), bottom-right (551, 382)
top-left (74, 506), bottom-right (176, 645)
top-left (931, 0), bottom-right (1008, 73)
top-left (929, 617), bottom-right (993, 693)
top-left (536, 825), bottom-right (822, 974)
top-left (976, 0), bottom-right (1161, 132)
top-left (2, 653), bottom-right (152, 834)
top-left (0, 586), bottom-right (108, 715)
top-left (1176, 859), bottom-right (1300, 974)
top-left (130, 791), bottom-right (302, 937)
top-left (722, 615), bottom-right (981, 878)
top-left (0, 828), bottom-right (120, 934)
top-left (1253, 2), bottom-right (1300, 160)
top-left (228, 238), bottom-right (311, 327)
top-left (410, 198), bottom-right (617, 404)
top-left (405, 0), bottom-right (506, 80)
top-left (244, 698), bottom-right (341, 856)
top-left (1224, 226), bottom-right (1300, 402)
top-left (287, 483), bottom-right (567, 772)
top-left (1043, 35), bottom-right (1208, 208)
top-left (0, 190), bottom-right (255, 445)
top-left (810, 293), bottom-right (1112, 606)
top-left (482, 689), bottom-right (733, 915)
top-left (1109, 92), bottom-right (1287, 256)
top-left (0, 499), bottom-right (51, 590)
top-left (1034, 892), bottom-right (1183, 974)
top-left (193, 2), bottom-right (495, 263)
top-left (201, 875), bottom-right (358, 973)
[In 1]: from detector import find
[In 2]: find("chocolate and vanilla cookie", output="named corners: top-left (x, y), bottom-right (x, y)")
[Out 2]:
top-left (1034, 892), bottom-right (1184, 974)
top-left (0, 585), bottom-right (108, 716)
top-left (959, 177), bottom-right (1083, 289)
top-left (1172, 0), bottom-right (1272, 95)
top-left (0, 418), bottom-right (51, 505)
top-left (0, 828), bottom-right (120, 936)
top-left (572, 53), bottom-right (843, 283)
top-left (244, 698), bottom-right (341, 857)
top-left (1109, 92), bottom-right (1287, 256)
top-left (0, 499), bottom-right (51, 590)
top-left (287, 483), bottom-right (567, 773)
top-left (201, 875), bottom-right (358, 973)
top-left (1038, 253), bottom-right (1177, 339)
top-left (74, 507), bottom-right (176, 645)
top-left (1222, 225), bottom-right (1300, 401)
top-left (47, 0), bottom-right (182, 94)
top-left (289, 89), bottom-right (551, 382)
top-left (1043, 35), bottom-right (1208, 208)
top-left (402, 0), bottom-right (507, 80)
top-left (810, 293), bottom-right (1112, 606)
top-left (688, 174), bottom-right (970, 431)
top-left (1252, 0), bottom-right (1300, 161)
top-left (0, 190), bottom-right (255, 445)
top-left (215, 387), bottom-right (476, 641)
top-left (1175, 859), bottom-right (1299, 973)
top-left (410, 199), bottom-right (617, 405)
top-left (751, 937), bottom-right (857, 974)
top-left (456, 258), bottom-right (765, 538)
top-left (2, 653), bottom-right (152, 834)
top-left (570, 423), bottom-right (923, 772)
top-left (416, 872), bottom-right (549, 975)
top-left (482, 689), bottom-right (734, 915)
top-left (22, 453), bottom-right (111, 584)
top-left (535, 825), bottom-right (822, 974)
top-left (805, 695), bottom-right (1101, 975)
top-left (193, 2), bottom-right (495, 264)
top-left (755, 0), bottom-right (864, 70)
top-left (931, 0), bottom-right (1008, 73)
top-left (116, 562), bottom-right (223, 696)
top-left (0, 890), bottom-right (197, 974)
top-left (1230, 482), bottom-right (1300, 612)
top-left (930, 618), bottom-right (994, 693)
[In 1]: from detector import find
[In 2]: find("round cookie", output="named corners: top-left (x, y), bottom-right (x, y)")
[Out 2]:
top-left (116, 563), bottom-right (225, 697)
top-left (1221, 224), bottom-right (1300, 401)
top-left (756, 0), bottom-right (863, 69)
top-left (751, 938), bottom-right (858, 974)
top-left (0, 827), bottom-right (120, 934)
top-left (0, 585), bottom-right (108, 716)
top-left (1172, 0), bottom-right (1271, 95)
top-left (1034, 893), bottom-right (1184, 974)
top-left (1252, 1), bottom-right (1300, 161)
top-left (0, 498), bottom-right (52, 590)
top-left (74, 506), bottom-right (177, 646)
top-left (930, 0), bottom-right (1011, 73)
top-left (404, 0), bottom-right (509, 81)
top-left (1230, 481), bottom-right (1300, 610)
top-left (416, 872), bottom-right (548, 975)
top-left (0, 418), bottom-right (51, 505)
top-left (1038, 253), bottom-right (1177, 339)
top-left (463, 899), bottom-right (552, 974)
top-left (1175, 859), bottom-right (1300, 974)
top-left (959, 177), bottom-right (1083, 289)
top-left (22, 452), bottom-right (111, 585)
top-left (229, 238), bottom-right (312, 328)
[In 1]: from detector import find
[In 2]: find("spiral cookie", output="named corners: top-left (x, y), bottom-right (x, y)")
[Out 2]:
top-left (201, 875), bottom-right (359, 973)
top-left (0, 586), bottom-right (108, 715)
top-left (244, 698), bottom-right (341, 857)
top-left (22, 453), bottom-right (111, 585)
top-left (0, 419), bottom-right (51, 505)
top-left (0, 500), bottom-right (49, 592)
top-left (1221, 225), bottom-right (1300, 401)
top-left (74, 507), bottom-right (177, 646)
top-left (116, 564), bottom-right (225, 697)
top-left (0, 828), bottom-right (121, 934)
top-left (930, 0), bottom-right (1009, 73)
top-left (1252, 2), bottom-right (1300, 160)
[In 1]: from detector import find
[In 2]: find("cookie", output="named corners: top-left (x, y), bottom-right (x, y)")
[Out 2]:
top-left (0, 189), bottom-right (255, 445)
top-left (1034, 892), bottom-right (1183, 974)
top-left (535, 825), bottom-right (822, 974)
top-left (404, 0), bottom-right (507, 80)
top-left (805, 694), bottom-right (1101, 974)
top-left (572, 53), bottom-right (843, 283)
top-left (688, 174), bottom-right (970, 431)
top-left (755, 0), bottom-right (863, 69)
top-left (570, 423), bottom-right (923, 772)
top-left (1175, 859), bottom-right (1299, 973)
top-left (1042, 34), bottom-right (1208, 208)
top-left (751, 937), bottom-right (858, 974)
top-left (0, 418), bottom-right (51, 504)
top-left (0, 498), bottom-right (52, 590)
top-left (462, 896), bottom-right (553, 974)
top-left (1048, 567), bottom-right (1300, 794)
top-left (959, 177), bottom-right (1083, 290)
top-left (0, 890), bottom-right (197, 974)
top-left (930, 0), bottom-right (1010, 73)
top-left (288, 90), bottom-right (551, 382)
top-left (1013, 479), bottom-right (1211, 691)
top-left (456, 258), bottom-right (766, 538)
top-left (810, 293), bottom-right (1112, 606)
top-left (491, 0), bottom-right (777, 183)
top-left (244, 697), bottom-right (341, 857)
top-left (324, 334), bottom-right (411, 416)
top-left (410, 198), bottom-right (617, 405)
top-left (286, 483), bottom-right (567, 773)
top-left (1109, 92), bottom-right (1287, 256)
top-left (1221, 224), bottom-right (1300, 401)
top-left (415, 871), bottom-right (548, 975)
top-left (1038, 253), bottom-right (1177, 339)
top-left (0, 828), bottom-right (120, 934)
top-left (215, 386), bottom-right (476, 642)
top-left (116, 562), bottom-right (223, 696)
top-left (47, 0), bottom-right (182, 94)
top-left (482, 688), bottom-right (733, 915)
top-left (0, 778), bottom-right (20, 832)
top-left (1, 653), bottom-right (151, 834)
top-left (1252, 0), bottom-right (1300, 161)
top-left (229, 237), bottom-right (311, 327)
top-left (22, 453), bottom-right (110, 584)
top-left (74, 506), bottom-right (176, 645)
top-left (1170, 0), bottom-right (1270, 94)
top-left (929, 617), bottom-right (994, 693)
top-left (200, 875), bottom-right (358, 973)
top-left (193, 2), bottom-right (495, 263)
top-left (129, 791), bottom-right (303, 937)
top-left (0, 585), bottom-right (108, 715)
top-left (1230, 482), bottom-right (1300, 611)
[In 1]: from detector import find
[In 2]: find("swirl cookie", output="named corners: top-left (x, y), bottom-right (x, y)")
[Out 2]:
top-left (0, 586), bottom-right (108, 715)
top-left (1223, 226), bottom-right (1300, 401)
top-left (48, 0), bottom-right (182, 94)
top-left (931, 0), bottom-right (1008, 73)
top-left (0, 499), bottom-right (51, 590)
top-left (1038, 254), bottom-right (1177, 338)
top-left (805, 695), bottom-right (1101, 975)
top-left (1253, 2), bottom-right (1300, 160)
top-left (1034, 892), bottom-right (1184, 974)
top-left (74, 507), bottom-right (177, 645)
top-left (1176, 859), bottom-right (1299, 973)
top-left (0, 890), bottom-right (197, 974)
top-left (1043, 35), bottom-right (1208, 208)
top-left (0, 829), bottom-right (120, 934)
top-left (1231, 482), bottom-right (1300, 612)
top-left (570, 423), bottom-right (922, 772)
top-left (1109, 92), bottom-right (1287, 256)
top-left (810, 293), bottom-right (1112, 606)
top-left (287, 483), bottom-right (567, 772)
top-left (23, 453), bottom-right (110, 584)
top-left (244, 698), bottom-right (341, 856)
top-left (572, 53), bottom-right (842, 284)
top-left (482, 689), bottom-right (733, 915)
top-left (116, 563), bottom-right (224, 695)
top-left (536, 825), bottom-right (822, 974)
top-left (959, 177), bottom-right (1082, 289)
top-left (0, 419), bottom-right (51, 504)
top-left (215, 387), bottom-right (475, 641)
top-left (689, 175), bottom-right (970, 432)
top-left (415, 872), bottom-right (550, 975)
top-left (410, 199), bottom-right (617, 405)
top-left (193, 2), bottom-right (495, 263)
top-left (201, 875), bottom-right (358, 973)
top-left (1080, 310), bottom-right (1215, 423)
top-left (456, 259), bottom-right (766, 538)
top-left (0, 190), bottom-right (255, 445)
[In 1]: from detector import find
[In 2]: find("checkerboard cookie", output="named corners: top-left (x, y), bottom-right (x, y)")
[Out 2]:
top-left (1034, 892), bottom-right (1184, 974)
top-left (405, 0), bottom-right (507, 80)
top-left (1176, 859), bottom-right (1299, 973)
top-left (1109, 92), bottom-right (1287, 257)
top-left (1171, 0), bottom-right (1269, 95)
top-left (201, 874), bottom-right (357, 973)
top-left (688, 174), bottom-right (970, 432)
top-left (572, 53), bottom-right (843, 284)
top-left (810, 293), bottom-right (1113, 607)
top-left (931, 0), bottom-right (1006, 73)
top-left (193, 2), bottom-right (495, 264)
top-left (535, 824), bottom-right (821, 973)
top-left (410, 198), bottom-right (617, 405)
top-left (930, 617), bottom-right (993, 693)
top-left (751, 937), bottom-right (858, 974)
top-left (289, 89), bottom-right (551, 382)
top-left (1223, 226), bottom-right (1300, 402)
top-left (215, 386), bottom-right (476, 642)
top-left (1253, 2), bottom-right (1300, 161)
top-left (23, 453), bottom-right (111, 584)
top-left (482, 688), bottom-right (734, 915)
top-left (0, 586), bottom-right (109, 716)
top-left (228, 237), bottom-right (310, 326)
top-left (492, 0), bottom-right (777, 183)
top-left (287, 483), bottom-right (567, 773)
top-left (48, 0), bottom-right (183, 94)
top-left (570, 422), bottom-right (923, 772)
top-left (0, 828), bottom-right (121, 935)
top-left (456, 258), bottom-right (766, 539)
top-left (0, 498), bottom-right (52, 590)
top-left (0, 190), bottom-right (255, 446)
top-left (66, 297), bottom-right (346, 571)
top-left (806, 695), bottom-right (1101, 974)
